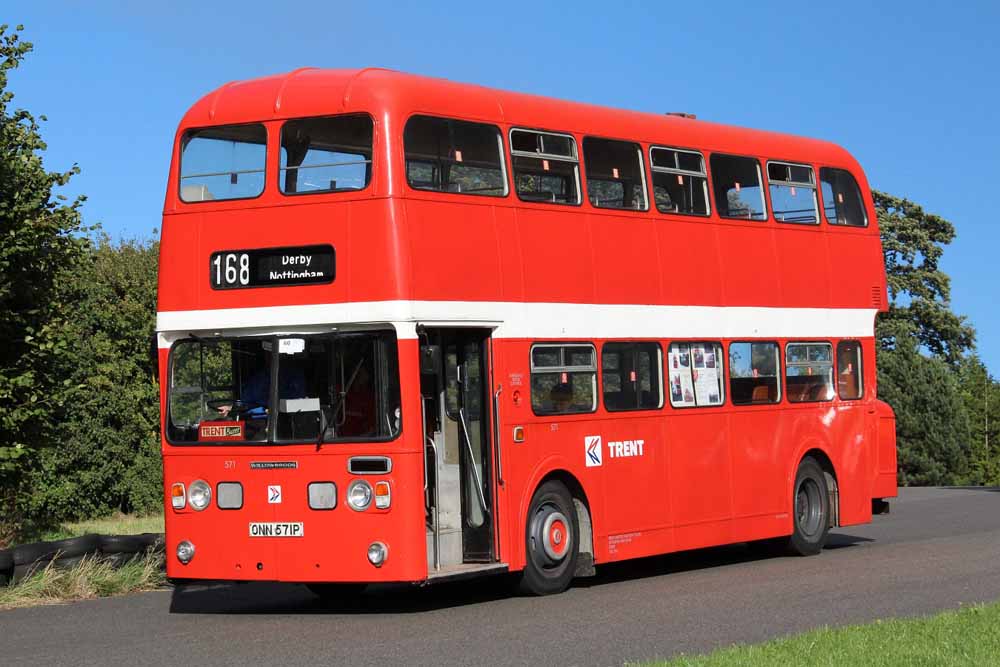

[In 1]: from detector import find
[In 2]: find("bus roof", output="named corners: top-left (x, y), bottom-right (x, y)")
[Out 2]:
top-left (178, 68), bottom-right (860, 170)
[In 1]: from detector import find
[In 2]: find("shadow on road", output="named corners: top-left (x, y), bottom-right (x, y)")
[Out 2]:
top-left (168, 531), bottom-right (872, 615)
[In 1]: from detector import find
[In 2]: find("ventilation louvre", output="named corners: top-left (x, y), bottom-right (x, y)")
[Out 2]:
top-left (870, 286), bottom-right (883, 308)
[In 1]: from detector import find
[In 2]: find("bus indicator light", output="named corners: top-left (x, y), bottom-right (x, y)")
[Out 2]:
top-left (374, 481), bottom-right (391, 509)
top-left (171, 483), bottom-right (186, 510)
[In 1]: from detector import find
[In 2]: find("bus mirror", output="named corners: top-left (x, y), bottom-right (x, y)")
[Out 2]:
top-left (420, 345), bottom-right (441, 375)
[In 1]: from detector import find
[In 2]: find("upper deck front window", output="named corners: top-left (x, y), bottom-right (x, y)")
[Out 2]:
top-left (280, 114), bottom-right (374, 195)
top-left (180, 124), bottom-right (266, 202)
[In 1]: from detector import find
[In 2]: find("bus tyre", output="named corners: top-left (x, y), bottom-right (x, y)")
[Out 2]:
top-left (787, 457), bottom-right (831, 556)
top-left (519, 480), bottom-right (579, 596)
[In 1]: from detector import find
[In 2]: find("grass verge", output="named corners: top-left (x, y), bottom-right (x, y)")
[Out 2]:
top-left (36, 513), bottom-right (164, 542)
top-left (640, 601), bottom-right (1000, 666)
top-left (0, 552), bottom-right (165, 610)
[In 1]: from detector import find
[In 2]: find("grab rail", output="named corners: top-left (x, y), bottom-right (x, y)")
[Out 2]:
top-left (458, 407), bottom-right (490, 519)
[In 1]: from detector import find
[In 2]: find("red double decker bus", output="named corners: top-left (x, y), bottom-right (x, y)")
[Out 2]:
top-left (157, 68), bottom-right (897, 596)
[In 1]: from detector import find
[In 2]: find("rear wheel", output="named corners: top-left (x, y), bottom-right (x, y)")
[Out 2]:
top-left (786, 457), bottom-right (831, 556)
top-left (518, 480), bottom-right (579, 596)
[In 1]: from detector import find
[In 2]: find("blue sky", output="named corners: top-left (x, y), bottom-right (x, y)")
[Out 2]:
top-left (9, 1), bottom-right (999, 372)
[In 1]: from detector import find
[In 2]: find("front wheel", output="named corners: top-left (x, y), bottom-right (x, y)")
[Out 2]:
top-left (785, 457), bottom-right (831, 556)
top-left (518, 480), bottom-right (579, 595)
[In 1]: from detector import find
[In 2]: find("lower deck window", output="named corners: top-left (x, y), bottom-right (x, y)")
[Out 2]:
top-left (167, 332), bottom-right (401, 444)
top-left (668, 342), bottom-right (724, 407)
top-left (837, 340), bottom-right (864, 400)
top-left (729, 342), bottom-right (781, 404)
top-left (530, 344), bottom-right (597, 415)
top-left (602, 342), bottom-right (663, 411)
top-left (785, 342), bottom-right (835, 402)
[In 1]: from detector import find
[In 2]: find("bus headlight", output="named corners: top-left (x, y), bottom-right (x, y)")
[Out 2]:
top-left (177, 540), bottom-right (195, 564)
top-left (188, 480), bottom-right (212, 511)
top-left (347, 480), bottom-right (372, 511)
top-left (367, 541), bottom-right (388, 567)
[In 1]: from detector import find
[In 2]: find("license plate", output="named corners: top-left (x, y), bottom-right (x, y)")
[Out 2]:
top-left (249, 522), bottom-right (304, 538)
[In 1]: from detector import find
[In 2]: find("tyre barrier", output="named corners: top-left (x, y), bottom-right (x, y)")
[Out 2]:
top-left (0, 533), bottom-right (165, 587)
top-left (0, 549), bottom-right (12, 587)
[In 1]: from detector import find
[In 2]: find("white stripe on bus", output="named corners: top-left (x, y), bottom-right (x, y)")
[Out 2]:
top-left (156, 301), bottom-right (877, 348)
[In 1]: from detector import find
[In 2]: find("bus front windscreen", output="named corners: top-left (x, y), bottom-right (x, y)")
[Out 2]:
top-left (167, 332), bottom-right (401, 444)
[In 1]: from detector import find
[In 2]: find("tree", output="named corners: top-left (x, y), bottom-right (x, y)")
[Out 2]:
top-left (873, 191), bottom-right (979, 486)
top-left (957, 355), bottom-right (1000, 486)
top-left (877, 334), bottom-right (972, 486)
top-left (874, 191), bottom-right (974, 365)
top-left (0, 24), bottom-right (89, 540)
top-left (23, 236), bottom-right (162, 525)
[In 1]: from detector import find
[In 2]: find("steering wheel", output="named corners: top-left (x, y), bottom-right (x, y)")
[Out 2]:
top-left (207, 398), bottom-right (264, 419)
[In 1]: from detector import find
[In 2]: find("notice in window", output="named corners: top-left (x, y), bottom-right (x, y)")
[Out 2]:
top-left (692, 344), bottom-right (722, 406)
top-left (669, 345), bottom-right (696, 407)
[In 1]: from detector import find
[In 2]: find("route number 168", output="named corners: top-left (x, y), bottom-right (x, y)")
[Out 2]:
top-left (212, 253), bottom-right (250, 288)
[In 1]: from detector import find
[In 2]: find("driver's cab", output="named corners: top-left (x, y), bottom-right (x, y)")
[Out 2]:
top-left (166, 331), bottom-right (401, 445)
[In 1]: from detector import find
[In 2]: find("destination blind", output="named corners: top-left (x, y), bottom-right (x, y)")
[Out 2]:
top-left (209, 244), bottom-right (335, 289)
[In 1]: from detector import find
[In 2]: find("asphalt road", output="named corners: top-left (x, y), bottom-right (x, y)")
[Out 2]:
top-left (3, 487), bottom-right (999, 666)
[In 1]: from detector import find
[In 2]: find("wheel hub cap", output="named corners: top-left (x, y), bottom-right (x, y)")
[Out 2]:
top-left (540, 511), bottom-right (571, 562)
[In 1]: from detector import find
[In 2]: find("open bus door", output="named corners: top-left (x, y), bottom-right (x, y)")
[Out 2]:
top-left (420, 328), bottom-right (502, 577)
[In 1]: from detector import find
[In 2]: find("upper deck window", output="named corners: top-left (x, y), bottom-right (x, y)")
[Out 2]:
top-left (710, 154), bottom-right (766, 220)
top-left (510, 129), bottom-right (581, 205)
top-left (583, 137), bottom-right (648, 211)
top-left (180, 124), bottom-right (266, 202)
top-left (767, 161), bottom-right (818, 224)
top-left (404, 116), bottom-right (507, 197)
top-left (821, 167), bottom-right (868, 227)
top-left (279, 115), bottom-right (373, 195)
top-left (650, 147), bottom-right (710, 216)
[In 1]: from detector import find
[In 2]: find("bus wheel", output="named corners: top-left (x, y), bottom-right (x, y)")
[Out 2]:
top-left (306, 583), bottom-right (366, 600)
top-left (518, 480), bottom-right (579, 595)
top-left (786, 457), bottom-right (830, 556)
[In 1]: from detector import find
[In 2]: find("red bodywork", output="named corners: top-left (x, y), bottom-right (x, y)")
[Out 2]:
top-left (158, 69), bottom-right (896, 583)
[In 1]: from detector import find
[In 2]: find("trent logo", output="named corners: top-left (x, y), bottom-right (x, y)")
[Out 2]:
top-left (585, 435), bottom-right (602, 467)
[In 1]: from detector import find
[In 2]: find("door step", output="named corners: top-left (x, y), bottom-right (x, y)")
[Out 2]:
top-left (425, 562), bottom-right (508, 584)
